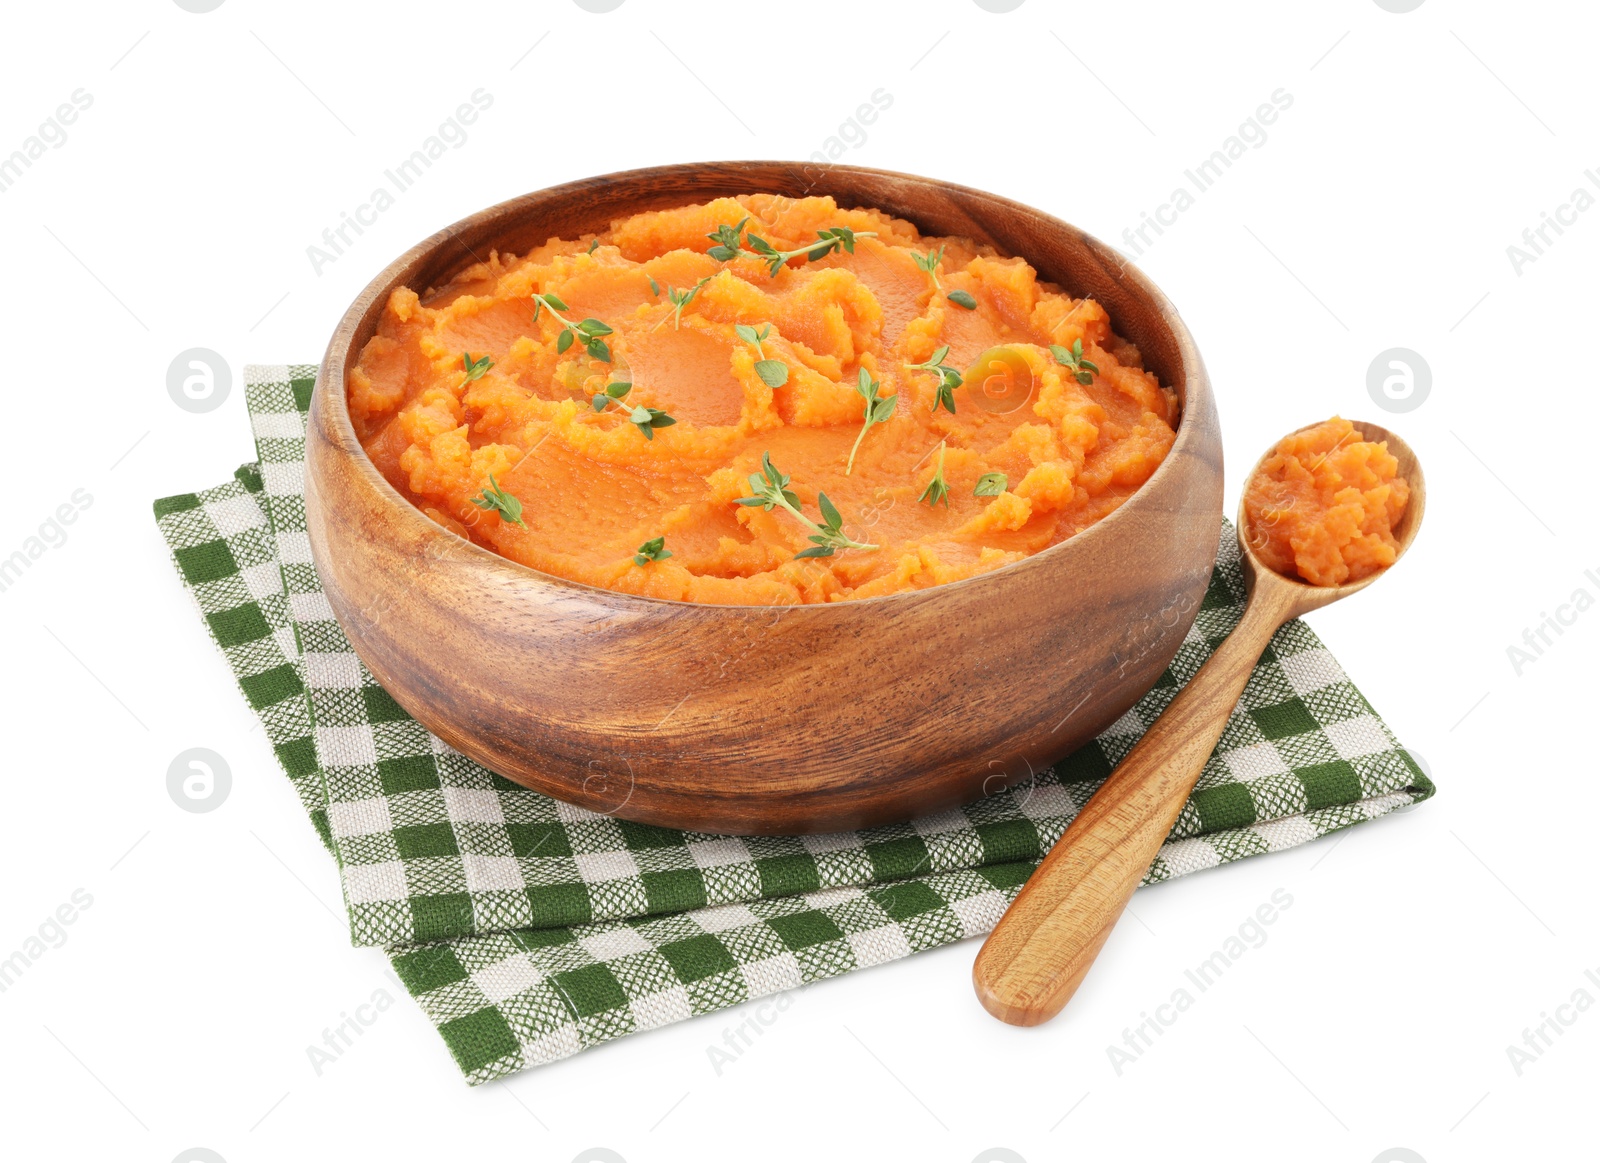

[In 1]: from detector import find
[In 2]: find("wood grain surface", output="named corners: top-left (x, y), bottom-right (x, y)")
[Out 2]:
top-left (304, 162), bottom-right (1224, 835)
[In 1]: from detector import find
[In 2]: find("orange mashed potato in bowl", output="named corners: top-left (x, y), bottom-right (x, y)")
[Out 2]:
top-left (348, 195), bottom-right (1180, 605)
top-left (1243, 416), bottom-right (1409, 586)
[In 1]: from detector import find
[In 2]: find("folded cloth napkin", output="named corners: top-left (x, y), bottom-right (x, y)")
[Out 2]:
top-left (152, 364), bottom-right (1434, 1085)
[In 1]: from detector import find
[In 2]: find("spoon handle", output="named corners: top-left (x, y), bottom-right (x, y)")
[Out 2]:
top-left (972, 585), bottom-right (1295, 1026)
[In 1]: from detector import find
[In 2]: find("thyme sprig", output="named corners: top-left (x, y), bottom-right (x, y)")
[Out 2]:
top-left (653, 275), bottom-right (711, 331)
top-left (908, 344), bottom-right (963, 414)
top-left (470, 473), bottom-right (526, 528)
top-left (460, 352), bottom-right (493, 385)
top-left (735, 323), bottom-right (789, 387)
top-left (633, 536), bottom-right (671, 566)
top-left (946, 289), bottom-right (978, 310)
top-left (846, 367), bottom-right (896, 475)
top-left (736, 452), bottom-right (877, 559)
top-left (531, 292), bottom-right (614, 362)
top-left (745, 225), bottom-right (876, 277)
top-left (1050, 338), bottom-right (1100, 385)
top-left (591, 380), bottom-right (677, 440)
top-left (919, 442), bottom-right (950, 508)
top-left (913, 244), bottom-right (945, 290)
top-left (705, 219), bottom-right (877, 276)
top-left (706, 217), bottom-right (749, 261)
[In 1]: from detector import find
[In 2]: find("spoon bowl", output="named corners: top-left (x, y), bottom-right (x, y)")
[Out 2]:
top-left (1238, 418), bottom-right (1426, 621)
top-left (972, 418), bottom-right (1424, 1026)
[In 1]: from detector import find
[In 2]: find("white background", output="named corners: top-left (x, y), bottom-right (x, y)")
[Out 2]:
top-left (1, 1), bottom-right (1595, 1161)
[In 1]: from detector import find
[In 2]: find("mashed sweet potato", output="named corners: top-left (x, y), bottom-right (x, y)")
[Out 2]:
top-left (1243, 416), bottom-right (1409, 586)
top-left (348, 194), bottom-right (1180, 604)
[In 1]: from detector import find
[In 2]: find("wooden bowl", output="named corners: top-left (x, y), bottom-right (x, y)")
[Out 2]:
top-left (305, 162), bottom-right (1223, 835)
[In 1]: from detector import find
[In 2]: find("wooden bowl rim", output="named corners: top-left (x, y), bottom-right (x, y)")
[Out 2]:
top-left (314, 160), bottom-right (1216, 614)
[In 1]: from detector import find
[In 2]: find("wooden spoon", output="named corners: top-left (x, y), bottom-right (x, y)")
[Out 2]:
top-left (972, 418), bottom-right (1425, 1026)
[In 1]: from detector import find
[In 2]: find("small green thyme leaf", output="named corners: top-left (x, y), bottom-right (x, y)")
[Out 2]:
top-left (974, 471), bottom-right (1008, 497)
top-left (817, 491), bottom-right (843, 530)
top-left (736, 322), bottom-right (789, 387)
top-left (655, 276), bottom-right (711, 331)
top-left (460, 352), bottom-right (493, 383)
top-left (908, 344), bottom-right (963, 414)
top-left (846, 367), bottom-right (896, 475)
top-left (919, 442), bottom-right (950, 508)
top-left (633, 536), bottom-right (672, 566)
top-left (534, 293), bottom-right (613, 363)
top-left (946, 289), bottom-right (978, 311)
top-left (912, 244), bottom-right (945, 290)
top-left (469, 473), bottom-right (526, 528)
top-left (706, 217), bottom-right (749, 262)
top-left (626, 407), bottom-right (676, 439)
top-left (1049, 338), bottom-right (1100, 386)
top-left (589, 378), bottom-right (675, 438)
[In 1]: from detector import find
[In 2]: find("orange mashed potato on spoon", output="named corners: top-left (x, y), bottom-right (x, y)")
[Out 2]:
top-left (1243, 416), bottom-right (1409, 586)
top-left (348, 194), bottom-right (1180, 604)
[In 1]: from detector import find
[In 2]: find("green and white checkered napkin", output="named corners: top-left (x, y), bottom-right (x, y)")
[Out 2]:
top-left (153, 364), bottom-right (1434, 1085)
